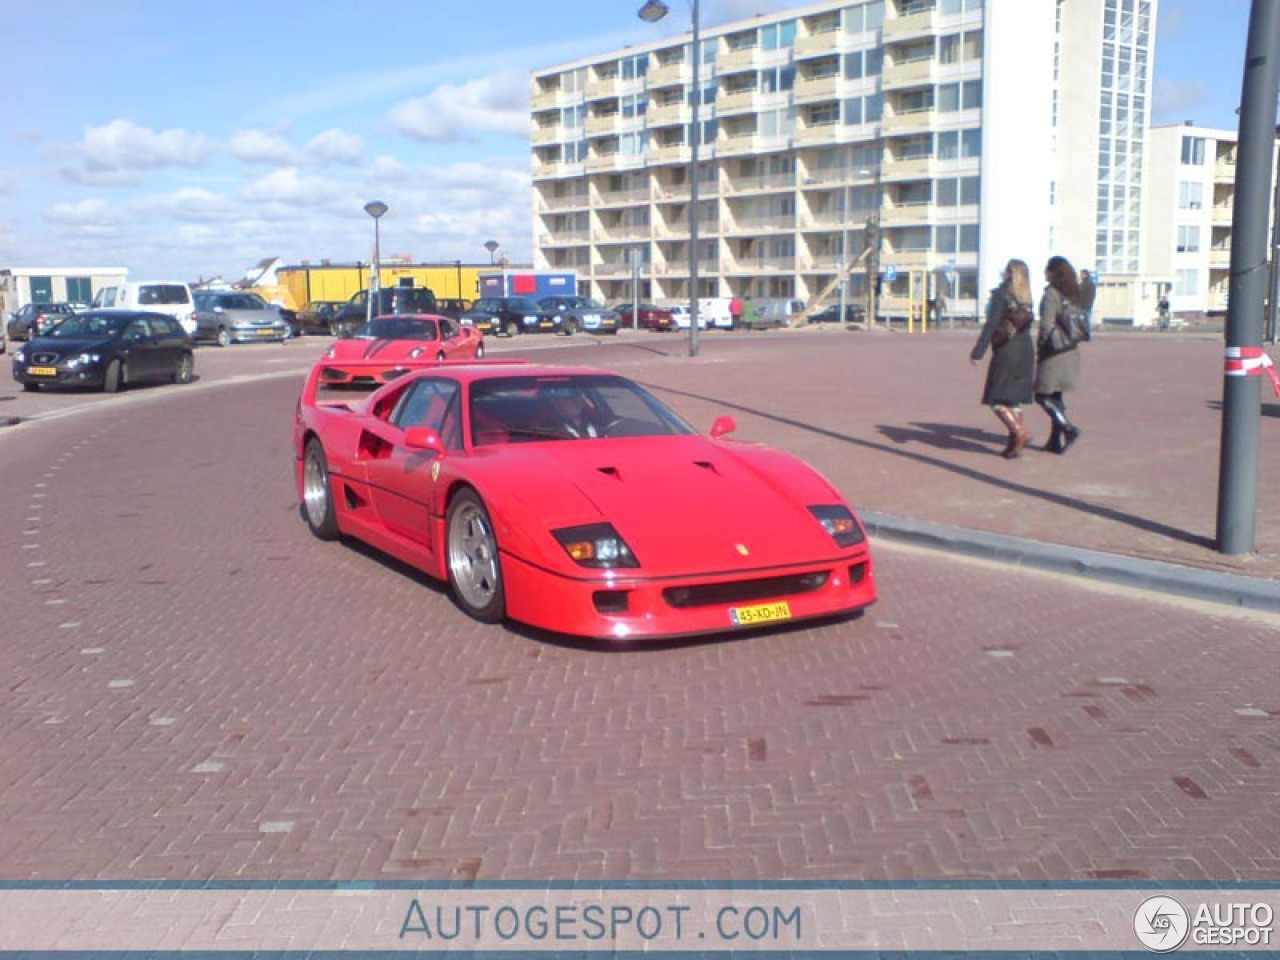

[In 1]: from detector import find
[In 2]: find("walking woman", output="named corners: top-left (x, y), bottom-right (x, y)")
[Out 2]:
top-left (1035, 255), bottom-right (1084, 453)
top-left (970, 259), bottom-right (1036, 458)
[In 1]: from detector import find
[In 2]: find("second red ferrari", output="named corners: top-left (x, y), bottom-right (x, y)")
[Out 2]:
top-left (320, 313), bottom-right (484, 386)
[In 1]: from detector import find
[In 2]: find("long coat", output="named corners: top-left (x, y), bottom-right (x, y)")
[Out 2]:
top-left (971, 285), bottom-right (1035, 406)
top-left (1035, 286), bottom-right (1081, 394)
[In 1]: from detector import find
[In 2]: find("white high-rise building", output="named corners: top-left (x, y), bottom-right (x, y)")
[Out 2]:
top-left (529, 0), bottom-right (1156, 324)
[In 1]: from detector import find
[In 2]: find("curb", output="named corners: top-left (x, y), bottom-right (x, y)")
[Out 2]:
top-left (863, 511), bottom-right (1280, 614)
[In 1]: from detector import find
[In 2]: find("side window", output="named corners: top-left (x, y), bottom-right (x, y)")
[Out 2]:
top-left (125, 319), bottom-right (151, 340)
top-left (440, 318), bottom-right (458, 339)
top-left (152, 317), bottom-right (177, 337)
top-left (389, 379), bottom-right (462, 440)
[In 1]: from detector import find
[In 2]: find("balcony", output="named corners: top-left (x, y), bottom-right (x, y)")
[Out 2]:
top-left (531, 123), bottom-right (565, 146)
top-left (1211, 202), bottom-right (1234, 225)
top-left (717, 46), bottom-right (765, 74)
top-left (716, 89), bottom-right (763, 116)
top-left (723, 215), bottom-right (796, 235)
top-left (586, 114), bottom-right (626, 137)
top-left (793, 30), bottom-right (846, 60)
top-left (536, 191), bottom-right (590, 212)
top-left (595, 185), bottom-right (651, 206)
top-left (532, 160), bottom-right (586, 181)
top-left (880, 202), bottom-right (933, 226)
top-left (647, 101), bottom-right (691, 127)
top-left (648, 60), bottom-right (691, 87)
top-left (1208, 248), bottom-right (1232, 269)
top-left (648, 143), bottom-right (693, 165)
top-left (882, 57), bottom-right (937, 92)
top-left (541, 230), bottom-right (592, 246)
top-left (725, 171), bottom-right (797, 194)
top-left (882, 108), bottom-right (936, 134)
top-left (793, 122), bottom-right (840, 147)
top-left (792, 74), bottom-right (841, 104)
top-left (882, 156), bottom-right (934, 181)
top-left (530, 86), bottom-right (580, 112)
top-left (882, 10), bottom-right (937, 42)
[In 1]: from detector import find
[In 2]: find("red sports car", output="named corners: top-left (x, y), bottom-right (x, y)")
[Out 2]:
top-left (319, 313), bottom-right (484, 386)
top-left (294, 360), bottom-right (877, 640)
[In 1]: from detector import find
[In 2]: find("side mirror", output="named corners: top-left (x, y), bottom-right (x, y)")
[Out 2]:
top-left (710, 415), bottom-right (737, 439)
top-left (404, 426), bottom-right (445, 454)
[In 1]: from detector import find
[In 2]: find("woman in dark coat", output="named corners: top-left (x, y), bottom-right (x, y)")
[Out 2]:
top-left (970, 258), bottom-right (1036, 457)
top-left (1035, 255), bottom-right (1084, 453)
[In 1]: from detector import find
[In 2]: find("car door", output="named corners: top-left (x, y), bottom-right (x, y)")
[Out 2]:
top-left (147, 316), bottom-right (183, 378)
top-left (363, 377), bottom-right (461, 560)
top-left (121, 318), bottom-right (160, 379)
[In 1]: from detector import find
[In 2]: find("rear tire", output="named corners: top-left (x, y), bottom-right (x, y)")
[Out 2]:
top-left (475, 342), bottom-right (485, 359)
top-left (173, 352), bottom-right (194, 384)
top-left (302, 439), bottom-right (340, 541)
top-left (504, 320), bottom-right (520, 338)
top-left (216, 327), bottom-right (231, 348)
top-left (446, 488), bottom-right (505, 624)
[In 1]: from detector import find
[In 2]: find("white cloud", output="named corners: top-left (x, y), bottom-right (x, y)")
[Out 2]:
top-left (79, 118), bottom-right (213, 171)
top-left (306, 128), bottom-right (364, 165)
top-left (229, 129), bottom-right (295, 165)
top-left (388, 70), bottom-right (529, 144)
top-left (136, 187), bottom-right (243, 223)
top-left (45, 197), bottom-right (119, 226)
top-left (1152, 78), bottom-right (1206, 122)
top-left (241, 167), bottom-right (346, 207)
top-left (0, 171), bottom-right (16, 195)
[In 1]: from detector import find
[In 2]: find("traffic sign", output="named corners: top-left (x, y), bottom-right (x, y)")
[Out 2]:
top-left (883, 265), bottom-right (897, 283)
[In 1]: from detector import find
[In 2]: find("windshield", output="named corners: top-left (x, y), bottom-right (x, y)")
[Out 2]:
top-left (353, 317), bottom-right (438, 340)
top-left (469, 374), bottom-right (694, 445)
top-left (44, 314), bottom-right (129, 339)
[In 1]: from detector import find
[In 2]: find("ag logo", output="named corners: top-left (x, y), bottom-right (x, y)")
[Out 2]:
top-left (1134, 895), bottom-right (1190, 952)
top-left (431, 461), bottom-right (441, 483)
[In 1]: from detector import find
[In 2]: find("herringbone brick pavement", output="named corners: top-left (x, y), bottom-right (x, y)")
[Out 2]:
top-left (1, 331), bottom-right (1278, 883)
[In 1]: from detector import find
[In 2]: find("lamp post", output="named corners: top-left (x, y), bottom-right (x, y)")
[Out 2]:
top-left (363, 200), bottom-right (388, 326)
top-left (639, 0), bottom-right (701, 358)
top-left (484, 240), bottom-right (500, 265)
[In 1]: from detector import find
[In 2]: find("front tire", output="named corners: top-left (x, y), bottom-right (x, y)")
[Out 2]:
top-left (103, 359), bottom-right (124, 393)
top-left (504, 320), bottom-right (520, 338)
top-left (216, 327), bottom-right (231, 348)
top-left (302, 438), bottom-right (340, 541)
top-left (446, 488), bottom-right (505, 623)
top-left (173, 352), bottom-right (194, 384)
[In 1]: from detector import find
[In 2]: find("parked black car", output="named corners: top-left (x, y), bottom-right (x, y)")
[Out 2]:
top-left (331, 287), bottom-right (437, 338)
top-left (6, 302), bottom-right (78, 341)
top-left (433, 298), bottom-right (473, 320)
top-left (297, 300), bottom-right (347, 336)
top-left (459, 296), bottom-right (561, 337)
top-left (11, 310), bottom-right (195, 393)
top-left (808, 303), bottom-right (866, 325)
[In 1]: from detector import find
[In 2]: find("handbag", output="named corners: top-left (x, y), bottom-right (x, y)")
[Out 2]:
top-left (991, 301), bottom-right (1031, 348)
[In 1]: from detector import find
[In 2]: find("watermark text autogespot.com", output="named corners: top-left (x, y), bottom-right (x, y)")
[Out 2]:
top-left (399, 898), bottom-right (805, 947)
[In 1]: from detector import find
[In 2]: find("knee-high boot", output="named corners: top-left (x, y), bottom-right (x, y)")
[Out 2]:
top-left (1037, 394), bottom-right (1065, 453)
top-left (992, 405), bottom-right (1018, 456)
top-left (1053, 392), bottom-right (1082, 453)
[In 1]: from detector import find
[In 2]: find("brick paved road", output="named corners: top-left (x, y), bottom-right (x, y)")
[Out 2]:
top-left (2, 330), bottom-right (1279, 882)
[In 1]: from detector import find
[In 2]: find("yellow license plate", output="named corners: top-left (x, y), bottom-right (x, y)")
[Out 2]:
top-left (729, 601), bottom-right (792, 626)
top-left (28, 366), bottom-right (58, 376)
top-left (257, 328), bottom-right (276, 336)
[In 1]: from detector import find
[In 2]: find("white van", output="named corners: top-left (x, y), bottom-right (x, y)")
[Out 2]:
top-left (93, 282), bottom-right (196, 335)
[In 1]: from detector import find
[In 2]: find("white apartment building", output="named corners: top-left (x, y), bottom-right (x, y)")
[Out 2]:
top-left (529, 0), bottom-right (1157, 325)
top-left (1142, 123), bottom-right (1280, 324)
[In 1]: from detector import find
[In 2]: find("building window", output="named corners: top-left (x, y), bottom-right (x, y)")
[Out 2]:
top-left (760, 20), bottom-right (796, 50)
top-left (843, 49), bottom-right (883, 79)
top-left (939, 29), bottom-right (982, 64)
top-left (759, 107), bottom-right (794, 137)
top-left (1176, 225), bottom-right (1201, 253)
top-left (1178, 181), bottom-right (1203, 209)
top-left (843, 1), bottom-right (885, 33)
top-left (66, 277), bottom-right (92, 304)
top-left (621, 54), bottom-right (649, 81)
top-left (843, 94), bottom-right (882, 125)
top-left (1175, 268), bottom-right (1199, 296)
top-left (941, 0), bottom-right (984, 12)
top-left (937, 127), bottom-right (980, 159)
top-left (1181, 135), bottom-right (1206, 165)
top-left (760, 65), bottom-right (795, 93)
top-left (621, 93), bottom-right (647, 118)
top-left (807, 103), bottom-right (840, 127)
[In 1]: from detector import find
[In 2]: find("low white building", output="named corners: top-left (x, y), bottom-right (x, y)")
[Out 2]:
top-left (0, 266), bottom-right (128, 316)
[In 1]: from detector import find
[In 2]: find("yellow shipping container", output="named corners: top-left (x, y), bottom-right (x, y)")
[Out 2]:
top-left (274, 262), bottom-right (489, 311)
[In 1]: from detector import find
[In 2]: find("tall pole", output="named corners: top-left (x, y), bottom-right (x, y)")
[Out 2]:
top-left (1216, 0), bottom-right (1280, 554)
top-left (687, 0), bottom-right (702, 357)
top-left (838, 180), bottom-right (850, 324)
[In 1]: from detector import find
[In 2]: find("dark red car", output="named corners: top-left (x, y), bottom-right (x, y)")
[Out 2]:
top-left (615, 303), bottom-right (674, 332)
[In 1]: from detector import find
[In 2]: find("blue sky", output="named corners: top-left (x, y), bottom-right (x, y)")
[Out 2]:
top-left (0, 0), bottom-right (1257, 285)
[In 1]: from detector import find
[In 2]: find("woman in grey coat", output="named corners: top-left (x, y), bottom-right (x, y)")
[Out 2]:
top-left (970, 259), bottom-right (1036, 457)
top-left (1035, 255), bottom-right (1083, 453)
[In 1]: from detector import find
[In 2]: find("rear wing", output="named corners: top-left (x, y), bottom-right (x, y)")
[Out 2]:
top-left (299, 357), bottom-right (528, 407)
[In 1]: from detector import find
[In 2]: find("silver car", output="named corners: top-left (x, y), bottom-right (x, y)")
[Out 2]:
top-left (192, 291), bottom-right (290, 347)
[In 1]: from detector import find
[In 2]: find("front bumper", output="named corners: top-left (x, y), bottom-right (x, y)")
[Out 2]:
top-left (228, 324), bottom-right (289, 343)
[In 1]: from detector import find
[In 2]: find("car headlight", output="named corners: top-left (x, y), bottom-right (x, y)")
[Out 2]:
top-left (809, 505), bottom-right (865, 547)
top-left (14, 348), bottom-right (26, 363)
top-left (552, 523), bottom-right (640, 569)
top-left (66, 352), bottom-right (99, 369)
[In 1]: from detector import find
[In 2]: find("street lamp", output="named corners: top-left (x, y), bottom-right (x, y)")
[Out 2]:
top-left (484, 240), bottom-right (500, 265)
top-left (363, 200), bottom-right (388, 326)
top-left (639, 0), bottom-right (701, 358)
